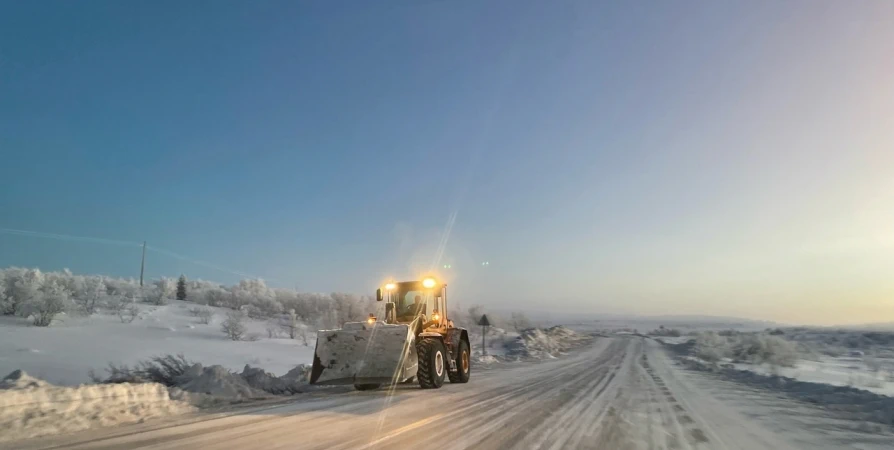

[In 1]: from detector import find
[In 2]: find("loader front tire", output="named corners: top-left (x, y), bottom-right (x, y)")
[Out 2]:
top-left (417, 338), bottom-right (447, 389)
top-left (448, 339), bottom-right (471, 383)
top-left (354, 384), bottom-right (381, 391)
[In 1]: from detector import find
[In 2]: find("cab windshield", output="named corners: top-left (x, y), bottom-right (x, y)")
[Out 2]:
top-left (389, 282), bottom-right (437, 323)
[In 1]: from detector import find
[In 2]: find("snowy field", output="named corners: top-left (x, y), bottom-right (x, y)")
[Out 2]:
top-left (0, 300), bottom-right (315, 385)
top-left (733, 356), bottom-right (894, 397)
top-left (655, 328), bottom-right (894, 399)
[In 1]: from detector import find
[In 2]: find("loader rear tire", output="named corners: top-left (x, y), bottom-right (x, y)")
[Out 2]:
top-left (448, 340), bottom-right (471, 383)
top-left (416, 338), bottom-right (446, 389)
top-left (354, 384), bottom-right (381, 391)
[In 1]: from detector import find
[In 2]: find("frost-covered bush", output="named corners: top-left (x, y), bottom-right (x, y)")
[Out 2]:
top-left (265, 321), bottom-right (282, 338)
top-left (695, 331), bottom-right (730, 362)
top-left (108, 295), bottom-right (139, 323)
top-left (92, 354), bottom-right (194, 386)
top-left (510, 312), bottom-right (533, 332)
top-left (196, 307), bottom-right (213, 324)
top-left (188, 305), bottom-right (214, 324)
top-left (201, 287), bottom-right (230, 307)
top-left (650, 326), bottom-right (682, 337)
top-left (73, 276), bottom-right (106, 315)
top-left (731, 334), bottom-right (799, 367)
top-left (694, 331), bottom-right (800, 367)
top-left (221, 310), bottom-right (247, 341)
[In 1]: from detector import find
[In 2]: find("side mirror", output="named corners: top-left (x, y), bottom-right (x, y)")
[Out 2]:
top-left (376, 289), bottom-right (383, 302)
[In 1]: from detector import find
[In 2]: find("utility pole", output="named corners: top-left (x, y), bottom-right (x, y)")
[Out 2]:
top-left (139, 241), bottom-right (146, 287)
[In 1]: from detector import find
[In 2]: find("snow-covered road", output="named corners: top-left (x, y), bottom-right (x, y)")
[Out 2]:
top-left (9, 337), bottom-right (892, 450)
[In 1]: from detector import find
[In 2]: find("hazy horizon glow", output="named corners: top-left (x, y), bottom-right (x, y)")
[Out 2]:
top-left (1, 1), bottom-right (892, 326)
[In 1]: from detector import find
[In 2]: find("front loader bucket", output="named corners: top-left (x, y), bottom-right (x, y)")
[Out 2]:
top-left (310, 321), bottom-right (418, 386)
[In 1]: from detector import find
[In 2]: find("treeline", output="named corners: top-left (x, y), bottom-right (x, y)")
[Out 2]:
top-left (0, 267), bottom-right (375, 328)
top-left (0, 267), bottom-right (530, 334)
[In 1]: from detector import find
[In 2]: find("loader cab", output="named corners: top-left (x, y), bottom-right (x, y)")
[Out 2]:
top-left (377, 279), bottom-right (447, 331)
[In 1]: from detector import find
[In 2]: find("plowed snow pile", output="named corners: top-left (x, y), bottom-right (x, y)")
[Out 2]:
top-left (174, 364), bottom-right (269, 400)
top-left (238, 364), bottom-right (311, 395)
top-left (0, 362), bottom-right (314, 442)
top-left (0, 370), bottom-right (194, 442)
top-left (505, 326), bottom-right (591, 359)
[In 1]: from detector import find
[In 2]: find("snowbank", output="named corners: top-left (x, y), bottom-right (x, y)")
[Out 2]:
top-left (239, 364), bottom-right (311, 395)
top-left (92, 357), bottom-right (313, 400)
top-left (0, 370), bottom-right (194, 442)
top-left (0, 361), bottom-right (314, 442)
top-left (682, 362), bottom-right (894, 426)
top-left (651, 336), bottom-right (695, 346)
top-left (174, 364), bottom-right (269, 400)
top-left (504, 326), bottom-right (591, 359)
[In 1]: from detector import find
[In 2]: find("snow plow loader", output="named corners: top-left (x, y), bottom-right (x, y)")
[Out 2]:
top-left (309, 277), bottom-right (471, 390)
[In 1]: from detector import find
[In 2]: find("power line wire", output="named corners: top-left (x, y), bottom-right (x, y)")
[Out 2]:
top-left (0, 227), bottom-right (271, 281)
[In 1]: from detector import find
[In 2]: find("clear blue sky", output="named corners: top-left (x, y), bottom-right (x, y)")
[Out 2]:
top-left (2, 1), bottom-right (892, 324)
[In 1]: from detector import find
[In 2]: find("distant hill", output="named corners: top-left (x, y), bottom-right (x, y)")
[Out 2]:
top-left (506, 310), bottom-right (780, 332)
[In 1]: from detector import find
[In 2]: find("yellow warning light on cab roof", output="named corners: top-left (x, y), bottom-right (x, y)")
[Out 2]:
top-left (385, 283), bottom-right (396, 290)
top-left (422, 277), bottom-right (437, 289)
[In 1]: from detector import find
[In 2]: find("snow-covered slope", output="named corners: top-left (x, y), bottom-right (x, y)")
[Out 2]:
top-left (0, 300), bottom-right (315, 385)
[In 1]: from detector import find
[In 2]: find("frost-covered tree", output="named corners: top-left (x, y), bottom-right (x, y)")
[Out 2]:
top-left (203, 287), bottom-right (229, 307)
top-left (231, 278), bottom-right (282, 318)
top-left (273, 289), bottom-right (299, 314)
top-left (279, 308), bottom-right (299, 339)
top-left (291, 293), bottom-right (327, 323)
top-left (105, 276), bottom-right (140, 299)
top-left (4, 268), bottom-right (44, 316)
top-left (330, 292), bottom-right (374, 325)
top-left (248, 295), bottom-right (282, 319)
top-left (148, 277), bottom-right (175, 305)
top-left (176, 275), bottom-right (187, 301)
top-left (229, 279), bottom-right (264, 309)
top-left (0, 270), bottom-right (14, 315)
top-left (28, 280), bottom-right (70, 326)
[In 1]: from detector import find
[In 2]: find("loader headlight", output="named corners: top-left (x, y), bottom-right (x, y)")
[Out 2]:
top-left (422, 277), bottom-right (437, 289)
top-left (432, 312), bottom-right (440, 322)
top-left (385, 283), bottom-right (396, 290)
top-left (367, 313), bottom-right (376, 324)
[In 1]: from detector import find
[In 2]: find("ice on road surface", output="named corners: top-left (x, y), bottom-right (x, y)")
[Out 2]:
top-left (8, 337), bottom-right (893, 450)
